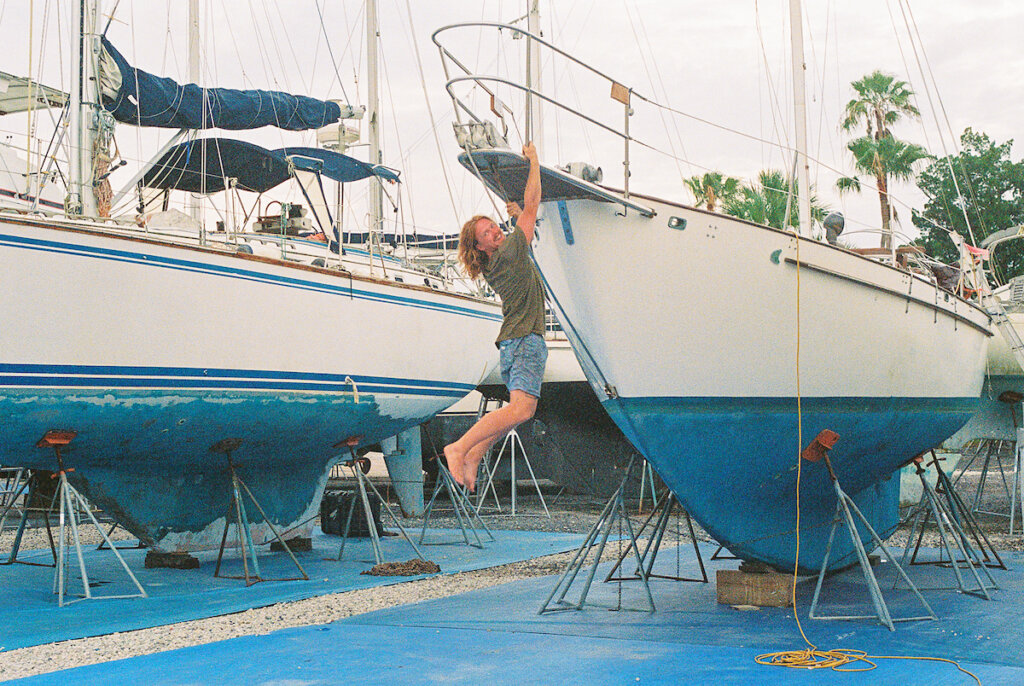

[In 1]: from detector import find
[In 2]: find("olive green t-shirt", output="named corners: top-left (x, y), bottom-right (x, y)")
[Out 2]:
top-left (482, 225), bottom-right (547, 345)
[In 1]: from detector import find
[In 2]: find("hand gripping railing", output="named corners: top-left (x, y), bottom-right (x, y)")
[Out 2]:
top-left (432, 22), bottom-right (648, 199)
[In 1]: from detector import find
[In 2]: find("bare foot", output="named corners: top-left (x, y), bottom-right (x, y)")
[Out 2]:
top-left (464, 453), bottom-right (484, 493)
top-left (443, 444), bottom-right (466, 487)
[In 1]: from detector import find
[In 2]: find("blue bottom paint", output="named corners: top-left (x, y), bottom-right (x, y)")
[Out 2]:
top-left (601, 396), bottom-right (979, 572)
top-left (0, 389), bottom-right (459, 550)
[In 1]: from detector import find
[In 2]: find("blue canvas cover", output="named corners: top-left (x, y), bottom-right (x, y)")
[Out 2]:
top-left (100, 38), bottom-right (341, 131)
top-left (274, 147), bottom-right (400, 184)
top-left (143, 138), bottom-right (399, 194)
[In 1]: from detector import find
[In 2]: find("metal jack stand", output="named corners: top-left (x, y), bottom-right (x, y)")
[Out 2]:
top-left (211, 439), bottom-right (308, 586)
top-left (1, 469), bottom-right (57, 568)
top-left (473, 421), bottom-right (548, 518)
top-left (539, 458), bottom-right (654, 614)
top-left (332, 438), bottom-right (426, 566)
top-left (807, 432), bottom-right (935, 631)
top-left (605, 489), bottom-right (708, 584)
top-left (933, 451), bottom-right (1005, 569)
top-left (636, 459), bottom-right (658, 514)
top-left (419, 459), bottom-right (494, 548)
top-left (1011, 429), bottom-right (1024, 535)
top-left (36, 431), bottom-right (146, 607)
top-left (898, 455), bottom-right (996, 599)
top-left (952, 435), bottom-right (1017, 526)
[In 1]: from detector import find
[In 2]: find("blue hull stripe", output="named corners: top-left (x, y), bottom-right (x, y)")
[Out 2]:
top-left (0, 232), bottom-right (501, 323)
top-left (0, 363), bottom-right (475, 397)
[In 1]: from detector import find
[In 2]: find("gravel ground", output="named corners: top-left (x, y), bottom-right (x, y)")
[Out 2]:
top-left (0, 468), bottom-right (1020, 681)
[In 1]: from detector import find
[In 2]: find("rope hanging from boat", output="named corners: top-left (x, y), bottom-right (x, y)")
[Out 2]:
top-left (754, 232), bottom-right (981, 685)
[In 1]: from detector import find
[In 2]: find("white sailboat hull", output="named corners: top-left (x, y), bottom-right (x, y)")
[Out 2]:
top-left (0, 215), bottom-right (501, 551)
top-left (529, 188), bottom-right (990, 570)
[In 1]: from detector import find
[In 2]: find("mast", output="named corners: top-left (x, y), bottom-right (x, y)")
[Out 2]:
top-left (187, 0), bottom-right (203, 224)
top-left (68, 0), bottom-right (99, 217)
top-left (788, 0), bottom-right (812, 237)
top-left (525, 0), bottom-right (542, 147)
top-left (366, 0), bottom-right (383, 243)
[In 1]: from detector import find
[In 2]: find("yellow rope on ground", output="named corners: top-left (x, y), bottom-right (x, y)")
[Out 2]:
top-left (753, 235), bottom-right (981, 686)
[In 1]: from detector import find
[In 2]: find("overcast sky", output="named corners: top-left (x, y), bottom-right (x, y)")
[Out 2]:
top-left (2, 1), bottom-right (1021, 247)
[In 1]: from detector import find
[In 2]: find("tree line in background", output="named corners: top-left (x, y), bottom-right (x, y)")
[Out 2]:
top-left (686, 70), bottom-right (1024, 281)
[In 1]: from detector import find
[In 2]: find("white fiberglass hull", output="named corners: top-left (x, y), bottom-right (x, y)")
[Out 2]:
top-left (531, 190), bottom-right (989, 570)
top-left (0, 214), bottom-right (501, 552)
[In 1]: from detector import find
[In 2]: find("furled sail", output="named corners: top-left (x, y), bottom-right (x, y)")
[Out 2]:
top-left (98, 38), bottom-right (341, 131)
top-left (142, 138), bottom-right (399, 194)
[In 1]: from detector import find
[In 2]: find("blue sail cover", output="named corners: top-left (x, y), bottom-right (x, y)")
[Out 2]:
top-left (143, 138), bottom-right (400, 194)
top-left (274, 147), bottom-right (400, 184)
top-left (100, 38), bottom-right (341, 131)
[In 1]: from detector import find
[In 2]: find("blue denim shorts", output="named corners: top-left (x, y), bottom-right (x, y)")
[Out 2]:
top-left (499, 333), bottom-right (548, 399)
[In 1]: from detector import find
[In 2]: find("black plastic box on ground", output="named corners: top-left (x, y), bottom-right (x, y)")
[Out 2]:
top-left (321, 490), bottom-right (384, 537)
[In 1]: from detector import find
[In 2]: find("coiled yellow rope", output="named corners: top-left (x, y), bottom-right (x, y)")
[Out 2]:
top-left (753, 235), bottom-right (981, 685)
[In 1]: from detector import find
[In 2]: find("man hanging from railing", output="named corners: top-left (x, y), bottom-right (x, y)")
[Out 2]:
top-left (444, 141), bottom-right (546, 492)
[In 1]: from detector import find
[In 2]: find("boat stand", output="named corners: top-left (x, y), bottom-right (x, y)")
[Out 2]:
top-left (419, 458), bottom-right (494, 548)
top-left (332, 439), bottom-right (426, 566)
top-left (897, 456), bottom-right (996, 599)
top-left (636, 459), bottom-right (658, 514)
top-left (604, 488), bottom-right (708, 584)
top-left (539, 458), bottom-right (654, 614)
top-left (1011, 430), bottom-right (1024, 535)
top-left (932, 450), bottom-right (1006, 569)
top-left (808, 448), bottom-right (936, 631)
top-left (471, 395), bottom-right (551, 518)
top-left (96, 520), bottom-right (146, 551)
top-left (1, 469), bottom-right (57, 568)
top-left (211, 439), bottom-right (308, 586)
top-left (35, 431), bottom-right (147, 606)
top-left (952, 437), bottom-right (1018, 527)
top-left (474, 428), bottom-right (551, 518)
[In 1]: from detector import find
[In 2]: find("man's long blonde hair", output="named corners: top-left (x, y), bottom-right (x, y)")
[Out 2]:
top-left (458, 214), bottom-right (491, 279)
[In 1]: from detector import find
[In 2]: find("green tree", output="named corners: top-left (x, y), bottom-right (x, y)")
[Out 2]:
top-left (838, 70), bottom-right (930, 249)
top-left (722, 169), bottom-right (828, 230)
top-left (684, 172), bottom-right (740, 212)
top-left (912, 128), bottom-right (1024, 281)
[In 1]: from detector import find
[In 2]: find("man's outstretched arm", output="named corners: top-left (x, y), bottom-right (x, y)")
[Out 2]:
top-left (516, 142), bottom-right (541, 243)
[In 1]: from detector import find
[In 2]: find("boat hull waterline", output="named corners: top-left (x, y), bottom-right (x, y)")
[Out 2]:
top-left (0, 216), bottom-right (501, 552)
top-left (537, 192), bottom-right (988, 571)
top-left (460, 152), bottom-right (990, 571)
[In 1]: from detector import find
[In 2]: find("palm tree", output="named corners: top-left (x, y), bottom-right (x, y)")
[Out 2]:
top-left (684, 172), bottom-right (740, 212)
top-left (722, 170), bottom-right (829, 231)
top-left (839, 70), bottom-right (929, 249)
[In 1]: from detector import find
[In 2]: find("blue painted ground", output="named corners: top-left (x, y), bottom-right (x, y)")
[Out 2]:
top-left (9, 543), bottom-right (1024, 685)
top-left (0, 527), bottom-right (584, 652)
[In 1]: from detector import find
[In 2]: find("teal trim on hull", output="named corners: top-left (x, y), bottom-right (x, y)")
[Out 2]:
top-left (601, 395), bottom-right (980, 572)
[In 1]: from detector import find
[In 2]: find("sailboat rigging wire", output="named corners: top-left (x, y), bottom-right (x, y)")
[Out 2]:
top-left (754, 0), bottom-right (793, 171)
top-left (402, 0), bottom-right (463, 240)
top-left (313, 0), bottom-right (351, 106)
top-left (437, 21), bottom-right (957, 243)
top-left (101, 0), bottom-right (122, 37)
top-left (622, 0), bottom-right (687, 188)
top-left (895, 0), bottom-right (983, 249)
